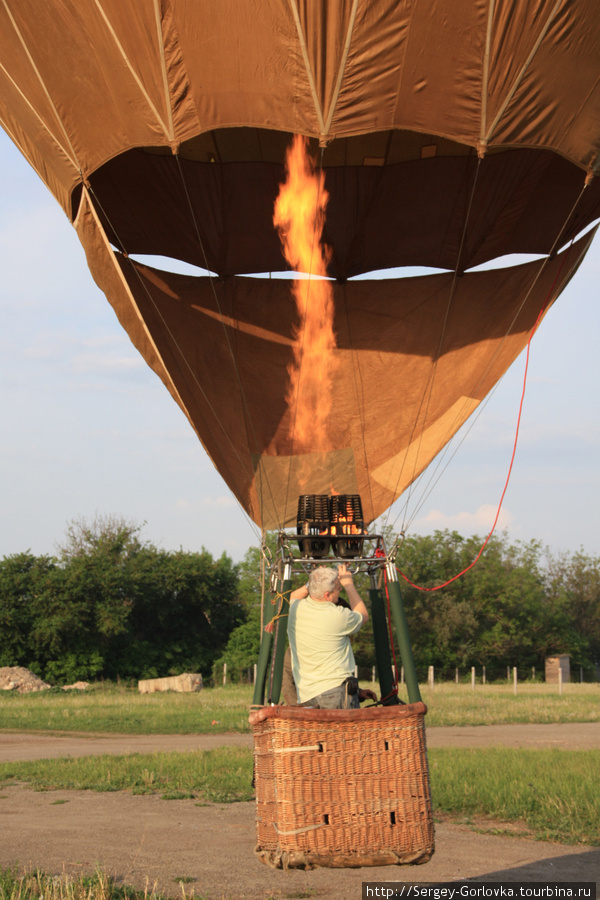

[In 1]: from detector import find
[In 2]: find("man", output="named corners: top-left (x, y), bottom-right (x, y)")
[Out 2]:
top-left (287, 564), bottom-right (376, 709)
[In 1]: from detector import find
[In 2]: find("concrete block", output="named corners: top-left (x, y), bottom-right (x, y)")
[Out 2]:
top-left (138, 673), bottom-right (203, 693)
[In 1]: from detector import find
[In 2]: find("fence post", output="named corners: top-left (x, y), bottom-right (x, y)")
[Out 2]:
top-left (428, 665), bottom-right (434, 689)
top-left (471, 666), bottom-right (475, 690)
top-left (223, 663), bottom-right (227, 686)
top-left (455, 667), bottom-right (459, 684)
top-left (559, 664), bottom-right (563, 695)
top-left (507, 666), bottom-right (510, 683)
top-left (513, 666), bottom-right (517, 695)
top-left (401, 666), bottom-right (405, 685)
top-left (580, 667), bottom-right (583, 683)
top-left (482, 666), bottom-right (486, 685)
top-left (253, 663), bottom-right (257, 684)
top-left (372, 666), bottom-right (376, 684)
top-left (354, 665), bottom-right (358, 678)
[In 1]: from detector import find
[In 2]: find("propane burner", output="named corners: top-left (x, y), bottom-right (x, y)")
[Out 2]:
top-left (296, 494), bottom-right (331, 558)
top-left (329, 494), bottom-right (365, 559)
top-left (296, 494), bottom-right (365, 559)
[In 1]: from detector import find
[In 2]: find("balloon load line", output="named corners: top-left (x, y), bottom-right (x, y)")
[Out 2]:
top-left (396, 235), bottom-right (580, 593)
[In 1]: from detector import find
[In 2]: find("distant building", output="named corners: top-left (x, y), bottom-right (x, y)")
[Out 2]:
top-left (545, 655), bottom-right (570, 684)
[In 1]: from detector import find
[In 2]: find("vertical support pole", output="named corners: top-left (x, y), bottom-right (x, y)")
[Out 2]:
top-left (267, 562), bottom-right (293, 704)
top-left (471, 666), bottom-right (475, 690)
top-left (385, 563), bottom-right (422, 704)
top-left (252, 585), bottom-right (276, 706)
top-left (253, 559), bottom-right (292, 706)
top-left (370, 586), bottom-right (398, 705)
top-left (513, 666), bottom-right (518, 695)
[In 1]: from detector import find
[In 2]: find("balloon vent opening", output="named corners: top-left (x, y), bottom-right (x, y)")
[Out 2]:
top-left (296, 494), bottom-right (364, 559)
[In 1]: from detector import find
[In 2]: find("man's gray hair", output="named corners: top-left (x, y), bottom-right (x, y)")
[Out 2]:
top-left (308, 567), bottom-right (338, 599)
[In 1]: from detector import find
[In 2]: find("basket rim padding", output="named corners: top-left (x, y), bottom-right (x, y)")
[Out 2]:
top-left (249, 700), bottom-right (427, 726)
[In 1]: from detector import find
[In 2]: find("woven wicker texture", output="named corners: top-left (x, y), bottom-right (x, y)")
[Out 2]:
top-left (251, 702), bottom-right (434, 869)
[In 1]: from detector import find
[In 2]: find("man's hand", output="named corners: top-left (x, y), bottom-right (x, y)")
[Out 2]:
top-left (337, 563), bottom-right (354, 586)
top-left (358, 688), bottom-right (378, 703)
top-left (337, 564), bottom-right (368, 624)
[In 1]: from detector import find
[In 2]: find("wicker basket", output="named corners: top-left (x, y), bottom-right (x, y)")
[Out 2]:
top-left (250, 702), bottom-right (434, 869)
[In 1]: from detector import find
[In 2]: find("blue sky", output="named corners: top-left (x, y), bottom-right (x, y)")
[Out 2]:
top-left (2, 129), bottom-right (600, 563)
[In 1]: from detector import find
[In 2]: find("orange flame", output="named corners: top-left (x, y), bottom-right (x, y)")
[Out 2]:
top-left (273, 135), bottom-right (337, 454)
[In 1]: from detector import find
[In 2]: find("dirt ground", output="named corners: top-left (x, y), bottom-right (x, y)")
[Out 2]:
top-left (1, 724), bottom-right (599, 899)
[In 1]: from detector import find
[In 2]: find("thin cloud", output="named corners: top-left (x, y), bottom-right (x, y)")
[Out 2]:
top-left (200, 495), bottom-right (236, 508)
top-left (23, 333), bottom-right (143, 376)
top-left (416, 504), bottom-right (513, 533)
top-left (70, 353), bottom-right (143, 374)
top-left (176, 495), bottom-right (236, 511)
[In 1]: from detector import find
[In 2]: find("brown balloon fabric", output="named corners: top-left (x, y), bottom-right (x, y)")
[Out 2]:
top-left (87, 143), bottom-right (600, 280)
top-left (2, 0), bottom-right (600, 214)
top-left (3, 0), bottom-right (600, 526)
top-left (76, 189), bottom-right (595, 530)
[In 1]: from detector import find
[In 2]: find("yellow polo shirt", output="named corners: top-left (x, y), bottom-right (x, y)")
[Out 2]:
top-left (287, 596), bottom-right (363, 703)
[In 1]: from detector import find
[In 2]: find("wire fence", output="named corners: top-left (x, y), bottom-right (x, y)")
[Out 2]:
top-left (216, 661), bottom-right (599, 687)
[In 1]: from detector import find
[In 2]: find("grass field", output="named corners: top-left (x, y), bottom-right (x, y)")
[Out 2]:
top-left (0, 746), bottom-right (253, 803)
top-left (430, 747), bottom-right (600, 844)
top-left (1, 679), bottom-right (598, 900)
top-left (0, 745), bottom-right (598, 846)
top-left (1, 681), bottom-right (599, 734)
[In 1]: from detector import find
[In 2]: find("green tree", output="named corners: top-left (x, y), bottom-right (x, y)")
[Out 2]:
top-left (546, 549), bottom-right (600, 668)
top-left (395, 530), bottom-right (583, 676)
top-left (121, 547), bottom-right (243, 680)
top-left (0, 516), bottom-right (243, 684)
top-left (213, 605), bottom-right (262, 682)
top-left (0, 552), bottom-right (56, 669)
top-left (28, 517), bottom-right (144, 682)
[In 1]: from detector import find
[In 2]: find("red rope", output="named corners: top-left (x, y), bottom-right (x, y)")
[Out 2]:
top-left (397, 245), bottom-right (573, 593)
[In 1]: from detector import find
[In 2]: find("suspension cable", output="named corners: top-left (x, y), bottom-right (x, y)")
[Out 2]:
top-left (397, 237), bottom-right (576, 593)
top-left (387, 169), bottom-right (591, 541)
top-left (382, 158), bottom-right (484, 537)
top-left (84, 181), bottom-right (264, 544)
top-left (339, 290), bottom-right (377, 524)
top-left (173, 154), bottom-right (283, 531)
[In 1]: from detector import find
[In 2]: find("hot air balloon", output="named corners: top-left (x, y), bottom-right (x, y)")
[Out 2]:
top-left (2, 0), bottom-right (600, 871)
top-left (2, 0), bottom-right (600, 533)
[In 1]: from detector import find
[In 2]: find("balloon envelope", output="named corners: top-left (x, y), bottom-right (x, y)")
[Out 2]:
top-left (2, 0), bottom-right (600, 528)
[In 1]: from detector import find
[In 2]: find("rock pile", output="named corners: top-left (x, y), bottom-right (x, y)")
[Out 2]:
top-left (0, 666), bottom-right (51, 693)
